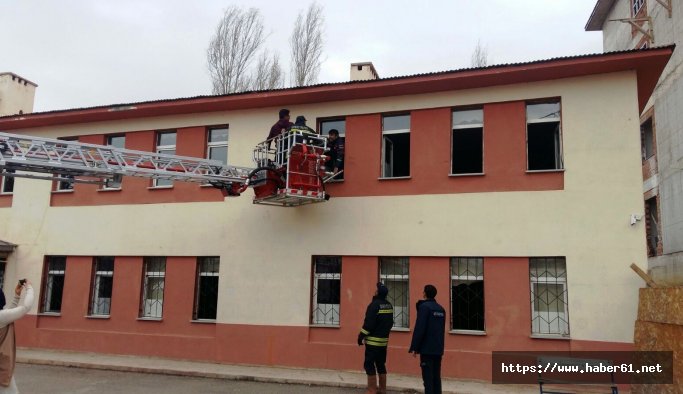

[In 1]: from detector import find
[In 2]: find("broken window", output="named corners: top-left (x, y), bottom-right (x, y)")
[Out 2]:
top-left (311, 256), bottom-right (341, 325)
top-left (527, 102), bottom-right (563, 171)
top-left (641, 118), bottom-right (655, 160)
top-left (452, 109), bottom-right (484, 174)
top-left (530, 257), bottom-right (569, 336)
top-left (645, 197), bottom-right (660, 257)
top-left (451, 257), bottom-right (485, 332)
top-left (382, 114), bottom-right (410, 178)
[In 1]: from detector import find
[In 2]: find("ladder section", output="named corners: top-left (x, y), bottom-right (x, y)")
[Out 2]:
top-left (0, 132), bottom-right (252, 189)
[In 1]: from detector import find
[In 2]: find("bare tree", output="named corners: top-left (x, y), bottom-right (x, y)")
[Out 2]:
top-left (250, 51), bottom-right (285, 90)
top-left (290, 2), bottom-right (325, 86)
top-left (470, 40), bottom-right (489, 68)
top-left (207, 6), bottom-right (266, 94)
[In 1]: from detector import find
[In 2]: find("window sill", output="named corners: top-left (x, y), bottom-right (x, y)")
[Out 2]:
top-left (86, 315), bottom-right (110, 319)
top-left (391, 327), bottom-right (410, 332)
top-left (37, 312), bottom-right (61, 317)
top-left (450, 329), bottom-right (486, 336)
top-left (530, 334), bottom-right (570, 340)
top-left (190, 319), bottom-right (217, 324)
top-left (449, 173), bottom-right (485, 177)
top-left (525, 169), bottom-right (565, 174)
top-left (378, 176), bottom-right (411, 181)
top-left (52, 190), bottom-right (74, 194)
top-left (0, 193), bottom-right (13, 196)
top-left (309, 324), bottom-right (340, 329)
top-left (97, 188), bottom-right (121, 192)
top-left (147, 186), bottom-right (173, 190)
top-left (137, 317), bottom-right (163, 322)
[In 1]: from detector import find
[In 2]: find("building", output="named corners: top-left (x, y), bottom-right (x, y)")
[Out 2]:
top-left (0, 72), bottom-right (37, 117)
top-left (0, 48), bottom-right (672, 381)
top-left (587, 0), bottom-right (683, 285)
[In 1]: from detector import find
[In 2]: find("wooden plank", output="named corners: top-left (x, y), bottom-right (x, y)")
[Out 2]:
top-left (631, 263), bottom-right (660, 288)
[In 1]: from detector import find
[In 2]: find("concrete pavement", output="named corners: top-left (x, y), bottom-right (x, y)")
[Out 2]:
top-left (17, 348), bottom-right (537, 393)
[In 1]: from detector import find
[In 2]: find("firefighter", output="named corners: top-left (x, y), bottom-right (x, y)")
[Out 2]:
top-left (325, 129), bottom-right (344, 178)
top-left (358, 282), bottom-right (393, 394)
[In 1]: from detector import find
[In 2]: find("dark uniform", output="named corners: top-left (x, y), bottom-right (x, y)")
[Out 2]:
top-left (409, 298), bottom-right (446, 394)
top-left (325, 137), bottom-right (345, 175)
top-left (358, 294), bottom-right (393, 376)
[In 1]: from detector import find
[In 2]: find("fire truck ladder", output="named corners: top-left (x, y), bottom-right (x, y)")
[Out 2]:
top-left (0, 131), bottom-right (253, 192)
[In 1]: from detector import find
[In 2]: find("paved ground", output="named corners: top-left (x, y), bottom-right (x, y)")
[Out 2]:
top-left (16, 364), bottom-right (392, 394)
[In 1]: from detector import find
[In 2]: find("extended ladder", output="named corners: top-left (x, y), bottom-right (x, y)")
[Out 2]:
top-left (0, 132), bottom-right (253, 191)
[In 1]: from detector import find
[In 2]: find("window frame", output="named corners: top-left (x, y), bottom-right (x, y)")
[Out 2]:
top-left (0, 170), bottom-right (14, 195)
top-left (54, 137), bottom-right (78, 192)
top-left (153, 131), bottom-right (177, 188)
top-left (529, 257), bottom-right (570, 337)
top-left (641, 117), bottom-right (655, 160)
top-left (102, 135), bottom-right (126, 190)
top-left (525, 100), bottom-right (564, 172)
top-left (206, 126), bottom-right (229, 166)
top-left (451, 107), bottom-right (485, 176)
top-left (632, 0), bottom-right (645, 15)
top-left (310, 256), bottom-right (342, 326)
top-left (40, 256), bottom-right (66, 314)
top-left (450, 257), bottom-right (485, 334)
top-left (379, 257), bottom-right (410, 329)
top-left (89, 256), bottom-right (115, 316)
top-left (381, 114), bottom-right (411, 179)
top-left (139, 257), bottom-right (166, 319)
top-left (193, 256), bottom-right (220, 321)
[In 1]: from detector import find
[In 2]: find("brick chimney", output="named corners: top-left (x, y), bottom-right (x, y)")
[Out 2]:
top-left (350, 62), bottom-right (379, 81)
top-left (0, 72), bottom-right (37, 116)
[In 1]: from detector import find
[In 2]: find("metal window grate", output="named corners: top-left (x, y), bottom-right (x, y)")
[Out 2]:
top-left (451, 257), bottom-right (485, 331)
top-left (379, 257), bottom-right (409, 328)
top-left (311, 256), bottom-right (341, 325)
top-left (140, 257), bottom-right (166, 318)
top-left (90, 257), bottom-right (114, 316)
top-left (530, 257), bottom-right (569, 336)
top-left (42, 256), bottom-right (66, 313)
top-left (194, 257), bottom-right (220, 320)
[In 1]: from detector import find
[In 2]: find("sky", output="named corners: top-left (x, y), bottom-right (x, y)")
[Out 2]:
top-left (0, 0), bottom-right (603, 113)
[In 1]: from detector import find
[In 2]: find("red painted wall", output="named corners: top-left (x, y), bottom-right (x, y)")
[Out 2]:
top-left (16, 255), bottom-right (632, 381)
top-left (0, 194), bottom-right (10, 208)
top-left (50, 128), bottom-right (226, 207)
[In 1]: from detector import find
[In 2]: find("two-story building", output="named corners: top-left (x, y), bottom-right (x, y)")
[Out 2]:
top-left (587, 0), bottom-right (683, 285)
top-left (0, 47), bottom-right (672, 381)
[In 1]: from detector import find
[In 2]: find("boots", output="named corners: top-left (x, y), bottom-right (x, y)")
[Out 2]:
top-left (378, 374), bottom-right (387, 393)
top-left (365, 375), bottom-right (378, 394)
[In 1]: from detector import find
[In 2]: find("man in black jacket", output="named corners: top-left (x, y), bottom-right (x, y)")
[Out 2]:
top-left (358, 282), bottom-right (393, 394)
top-left (409, 284), bottom-right (446, 394)
top-left (325, 129), bottom-right (344, 179)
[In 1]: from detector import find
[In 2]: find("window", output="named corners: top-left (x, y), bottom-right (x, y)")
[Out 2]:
top-left (379, 257), bottom-right (409, 328)
top-left (103, 135), bottom-right (125, 189)
top-left (0, 170), bottom-right (14, 194)
top-left (154, 131), bottom-right (176, 187)
top-left (530, 257), bottom-right (569, 336)
top-left (194, 257), bottom-right (220, 320)
top-left (140, 257), bottom-right (166, 318)
top-left (382, 115), bottom-right (410, 178)
top-left (319, 118), bottom-right (346, 137)
top-left (452, 109), bottom-right (484, 174)
top-left (527, 102), bottom-right (563, 171)
top-left (633, 0), bottom-right (645, 15)
top-left (41, 256), bottom-right (66, 313)
top-left (311, 256), bottom-right (341, 325)
top-left (645, 197), bottom-right (660, 257)
top-left (55, 138), bottom-right (76, 191)
top-left (207, 127), bottom-right (228, 165)
top-left (451, 257), bottom-right (484, 332)
top-left (89, 257), bottom-right (114, 316)
top-left (641, 118), bottom-right (655, 160)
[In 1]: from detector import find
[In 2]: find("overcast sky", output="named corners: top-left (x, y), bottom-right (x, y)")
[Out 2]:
top-left (0, 0), bottom-right (603, 112)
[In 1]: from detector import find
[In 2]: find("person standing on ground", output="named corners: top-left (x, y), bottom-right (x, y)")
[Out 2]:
top-left (409, 284), bottom-right (446, 394)
top-left (358, 282), bottom-right (393, 394)
top-left (0, 280), bottom-right (34, 394)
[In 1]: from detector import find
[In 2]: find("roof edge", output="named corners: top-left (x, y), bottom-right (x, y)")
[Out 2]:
top-left (586, 0), bottom-right (617, 31)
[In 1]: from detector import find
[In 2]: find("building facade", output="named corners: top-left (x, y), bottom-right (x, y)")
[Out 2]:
top-left (0, 48), bottom-right (672, 381)
top-left (587, 0), bottom-right (683, 285)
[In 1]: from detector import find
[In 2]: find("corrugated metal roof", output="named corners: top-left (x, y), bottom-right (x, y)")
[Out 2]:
top-left (585, 0), bottom-right (617, 31)
top-left (0, 45), bottom-right (672, 121)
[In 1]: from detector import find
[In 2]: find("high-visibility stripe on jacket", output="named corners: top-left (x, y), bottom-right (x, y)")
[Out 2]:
top-left (359, 296), bottom-right (394, 347)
